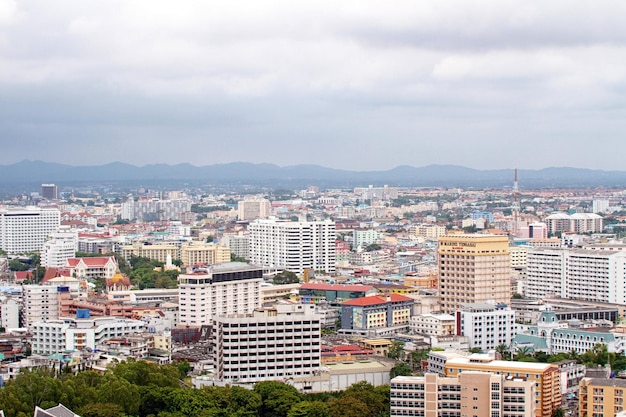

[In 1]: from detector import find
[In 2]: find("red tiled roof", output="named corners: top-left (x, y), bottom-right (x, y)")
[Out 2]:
top-left (14, 271), bottom-right (34, 280)
top-left (300, 283), bottom-right (374, 292)
top-left (66, 257), bottom-right (116, 267)
top-left (342, 294), bottom-right (414, 306)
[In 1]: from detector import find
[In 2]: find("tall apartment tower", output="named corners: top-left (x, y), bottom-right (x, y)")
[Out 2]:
top-left (177, 262), bottom-right (263, 327)
top-left (237, 198), bottom-right (272, 221)
top-left (41, 228), bottom-right (78, 268)
top-left (438, 234), bottom-right (511, 314)
top-left (0, 207), bottom-right (61, 254)
top-left (248, 218), bottom-right (336, 274)
top-left (41, 184), bottom-right (58, 200)
top-left (212, 303), bottom-right (322, 384)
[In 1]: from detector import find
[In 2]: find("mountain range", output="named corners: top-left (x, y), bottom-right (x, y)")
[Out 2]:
top-left (1, 160), bottom-right (625, 189)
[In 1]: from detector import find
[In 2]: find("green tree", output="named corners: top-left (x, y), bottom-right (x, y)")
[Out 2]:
top-left (390, 362), bottom-right (412, 378)
top-left (254, 381), bottom-right (303, 417)
top-left (231, 253), bottom-right (248, 263)
top-left (552, 407), bottom-right (565, 417)
top-left (272, 271), bottom-right (300, 285)
top-left (328, 396), bottom-right (370, 417)
top-left (288, 401), bottom-right (331, 417)
top-left (78, 403), bottom-right (125, 417)
top-left (387, 341), bottom-right (405, 360)
top-left (495, 344), bottom-right (510, 360)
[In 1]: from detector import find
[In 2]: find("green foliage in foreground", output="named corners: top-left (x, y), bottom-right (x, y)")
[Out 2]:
top-left (0, 360), bottom-right (391, 417)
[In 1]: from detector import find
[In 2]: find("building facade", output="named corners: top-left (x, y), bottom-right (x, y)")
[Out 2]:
top-left (438, 234), bottom-right (512, 314)
top-left (526, 248), bottom-right (626, 304)
top-left (391, 372), bottom-right (536, 417)
top-left (248, 218), bottom-right (336, 274)
top-left (211, 303), bottom-right (321, 384)
top-left (444, 357), bottom-right (561, 417)
top-left (456, 303), bottom-right (516, 352)
top-left (237, 198), bottom-right (271, 221)
top-left (340, 294), bottom-right (414, 336)
top-left (0, 207), bottom-right (61, 254)
top-left (31, 316), bottom-right (145, 355)
top-left (41, 229), bottom-right (78, 268)
top-left (177, 262), bottom-right (263, 327)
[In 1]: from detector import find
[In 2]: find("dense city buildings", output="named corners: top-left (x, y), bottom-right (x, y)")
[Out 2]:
top-left (438, 234), bottom-right (512, 314)
top-left (248, 218), bottom-right (336, 274)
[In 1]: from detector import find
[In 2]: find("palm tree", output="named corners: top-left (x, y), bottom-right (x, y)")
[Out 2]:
top-left (495, 343), bottom-right (511, 360)
top-left (514, 346), bottom-right (533, 360)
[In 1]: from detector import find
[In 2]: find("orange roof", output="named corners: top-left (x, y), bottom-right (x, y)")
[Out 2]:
top-left (342, 294), bottom-right (414, 307)
top-left (67, 257), bottom-right (116, 267)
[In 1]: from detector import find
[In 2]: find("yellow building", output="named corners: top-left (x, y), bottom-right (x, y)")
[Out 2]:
top-left (121, 241), bottom-right (230, 267)
top-left (579, 377), bottom-right (626, 417)
top-left (445, 357), bottom-right (561, 417)
top-left (438, 234), bottom-right (511, 313)
top-left (121, 242), bottom-right (179, 264)
top-left (180, 242), bottom-right (230, 266)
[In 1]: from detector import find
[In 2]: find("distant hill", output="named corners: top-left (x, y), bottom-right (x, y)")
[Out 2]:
top-left (1, 160), bottom-right (626, 189)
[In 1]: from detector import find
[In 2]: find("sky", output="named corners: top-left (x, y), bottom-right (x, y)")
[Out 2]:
top-left (1, 0), bottom-right (625, 171)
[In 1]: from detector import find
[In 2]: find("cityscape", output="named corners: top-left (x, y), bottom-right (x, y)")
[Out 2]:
top-left (0, 170), bottom-right (625, 417)
top-left (2, 1), bottom-right (626, 416)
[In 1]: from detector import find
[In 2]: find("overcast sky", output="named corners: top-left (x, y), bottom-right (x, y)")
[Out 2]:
top-left (1, 0), bottom-right (625, 171)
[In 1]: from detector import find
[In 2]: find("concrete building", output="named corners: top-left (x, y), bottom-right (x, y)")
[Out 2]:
top-left (0, 207), bottom-right (61, 254)
top-left (121, 241), bottom-right (230, 267)
top-left (438, 234), bottom-right (512, 314)
top-left (352, 229), bottom-right (383, 249)
top-left (298, 283), bottom-right (378, 305)
top-left (23, 284), bottom-right (61, 328)
top-left (579, 377), bottom-right (626, 417)
top-left (41, 184), bottom-right (58, 200)
top-left (65, 256), bottom-right (118, 280)
top-left (410, 313), bottom-right (456, 337)
top-left (592, 199), bottom-right (610, 214)
top-left (211, 302), bottom-right (321, 384)
top-left (31, 316), bottom-right (145, 355)
top-left (220, 233), bottom-right (250, 260)
top-left (410, 223), bottom-right (447, 240)
top-left (545, 212), bottom-right (603, 236)
top-left (513, 309), bottom-right (626, 355)
top-left (248, 218), bottom-right (336, 274)
top-left (456, 302), bottom-right (516, 352)
top-left (444, 356), bottom-right (562, 417)
top-left (41, 229), bottom-right (78, 268)
top-left (526, 247), bottom-right (626, 304)
top-left (121, 197), bottom-right (192, 222)
top-left (177, 262), bottom-right (263, 327)
top-left (237, 198), bottom-right (271, 221)
top-left (391, 372), bottom-right (536, 417)
top-left (0, 296), bottom-right (20, 329)
top-left (340, 294), bottom-right (414, 337)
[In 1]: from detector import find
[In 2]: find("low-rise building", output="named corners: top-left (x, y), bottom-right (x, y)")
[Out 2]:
top-left (340, 294), bottom-right (414, 337)
top-left (410, 313), bottom-right (455, 336)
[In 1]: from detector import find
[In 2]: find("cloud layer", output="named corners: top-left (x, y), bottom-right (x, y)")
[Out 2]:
top-left (1, 0), bottom-right (625, 170)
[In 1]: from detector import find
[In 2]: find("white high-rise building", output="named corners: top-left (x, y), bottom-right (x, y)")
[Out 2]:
top-left (592, 199), bottom-right (610, 214)
top-left (237, 198), bottom-right (272, 221)
top-left (0, 207), bottom-right (61, 254)
top-left (121, 197), bottom-right (192, 221)
top-left (526, 247), bottom-right (626, 304)
top-left (177, 262), bottom-right (263, 327)
top-left (41, 228), bottom-right (78, 268)
top-left (23, 284), bottom-right (61, 328)
top-left (211, 302), bottom-right (322, 384)
top-left (456, 302), bottom-right (516, 352)
top-left (0, 296), bottom-right (20, 330)
top-left (248, 218), bottom-right (336, 274)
